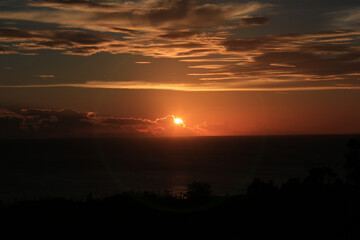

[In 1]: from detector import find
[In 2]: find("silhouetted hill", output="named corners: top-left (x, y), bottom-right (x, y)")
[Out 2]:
top-left (1, 176), bottom-right (360, 240)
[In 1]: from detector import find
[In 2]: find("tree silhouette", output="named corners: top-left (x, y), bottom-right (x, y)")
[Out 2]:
top-left (344, 138), bottom-right (360, 186)
top-left (185, 181), bottom-right (213, 201)
top-left (247, 178), bottom-right (278, 196)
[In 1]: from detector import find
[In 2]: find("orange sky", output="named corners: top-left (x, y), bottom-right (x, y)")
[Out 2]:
top-left (1, 87), bottom-right (359, 137)
top-left (0, 0), bottom-right (360, 137)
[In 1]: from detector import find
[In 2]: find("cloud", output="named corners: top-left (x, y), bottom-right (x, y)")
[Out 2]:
top-left (0, 0), bottom-right (270, 57)
top-left (0, 45), bottom-right (22, 55)
top-left (0, 1), bottom-right (359, 91)
top-left (180, 58), bottom-right (244, 63)
top-left (159, 30), bottom-right (199, 39)
top-left (112, 27), bottom-right (139, 35)
top-left (188, 64), bottom-right (226, 69)
top-left (239, 16), bottom-right (269, 26)
top-left (252, 51), bottom-right (360, 76)
top-left (28, 0), bottom-right (116, 11)
top-left (0, 27), bottom-right (109, 43)
top-left (218, 31), bottom-right (360, 81)
top-left (0, 108), bottom-right (197, 138)
top-left (269, 63), bottom-right (296, 68)
top-left (0, 28), bottom-right (34, 40)
top-left (2, 28), bottom-right (360, 90)
top-left (332, 8), bottom-right (360, 30)
top-left (222, 30), bottom-right (358, 53)
top-left (0, 26), bottom-right (215, 56)
top-left (177, 30), bottom-right (360, 90)
top-left (35, 75), bottom-right (55, 78)
top-left (1, 0), bottom-right (270, 31)
top-left (31, 0), bottom-right (269, 28)
top-left (0, 27), bottom-right (118, 55)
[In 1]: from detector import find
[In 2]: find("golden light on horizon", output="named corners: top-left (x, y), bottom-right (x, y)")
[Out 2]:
top-left (174, 117), bottom-right (184, 125)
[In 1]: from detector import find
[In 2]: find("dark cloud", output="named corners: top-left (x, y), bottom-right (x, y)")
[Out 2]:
top-left (221, 31), bottom-right (360, 73)
top-left (34, 0), bottom-right (106, 5)
top-left (0, 27), bottom-right (112, 55)
top-left (0, 27), bottom-right (34, 39)
top-left (0, 1), bottom-right (269, 58)
top-left (222, 30), bottom-right (358, 53)
top-left (161, 42), bottom-right (205, 48)
top-left (208, 47), bottom-right (360, 90)
top-left (300, 44), bottom-right (352, 53)
top-left (29, 0), bottom-right (114, 10)
top-left (254, 51), bottom-right (360, 76)
top-left (0, 27), bottom-right (110, 44)
top-left (239, 17), bottom-right (269, 26)
top-left (0, 108), bottom-right (195, 138)
top-left (24, 0), bottom-right (269, 30)
top-left (180, 30), bottom-right (360, 89)
top-left (177, 48), bottom-right (214, 56)
top-left (146, 0), bottom-right (192, 26)
top-left (52, 30), bottom-right (110, 45)
top-left (223, 37), bottom-right (272, 52)
top-left (64, 46), bottom-right (102, 55)
top-left (112, 27), bottom-right (139, 35)
top-left (0, 45), bottom-right (20, 54)
top-left (89, 0), bottom-right (243, 28)
top-left (96, 116), bottom-right (155, 128)
top-left (20, 108), bottom-right (94, 136)
top-left (0, 26), bottom-right (209, 56)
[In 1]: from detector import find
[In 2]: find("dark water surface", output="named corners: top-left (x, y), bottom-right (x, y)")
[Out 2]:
top-left (0, 135), bottom-right (358, 200)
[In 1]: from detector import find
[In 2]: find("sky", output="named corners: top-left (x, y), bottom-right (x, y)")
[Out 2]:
top-left (0, 0), bottom-right (360, 137)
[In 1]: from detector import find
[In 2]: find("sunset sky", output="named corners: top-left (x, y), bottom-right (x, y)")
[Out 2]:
top-left (1, 0), bottom-right (360, 137)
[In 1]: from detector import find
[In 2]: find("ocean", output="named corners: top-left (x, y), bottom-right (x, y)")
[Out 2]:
top-left (0, 135), bottom-right (357, 201)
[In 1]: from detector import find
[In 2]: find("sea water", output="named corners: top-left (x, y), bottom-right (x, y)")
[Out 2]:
top-left (0, 135), bottom-right (357, 200)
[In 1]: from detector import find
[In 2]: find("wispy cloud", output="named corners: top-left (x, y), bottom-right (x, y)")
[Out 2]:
top-left (188, 65), bottom-right (226, 69)
top-left (35, 74), bottom-right (55, 78)
top-left (269, 63), bottom-right (296, 68)
top-left (331, 8), bottom-right (360, 30)
top-left (180, 58), bottom-right (246, 63)
top-left (2, 80), bottom-right (360, 92)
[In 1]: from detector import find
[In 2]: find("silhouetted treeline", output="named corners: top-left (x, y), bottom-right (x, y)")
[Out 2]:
top-left (0, 138), bottom-right (360, 239)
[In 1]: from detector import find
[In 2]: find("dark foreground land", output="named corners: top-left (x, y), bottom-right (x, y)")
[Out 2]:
top-left (1, 137), bottom-right (360, 239)
top-left (2, 172), bottom-right (360, 239)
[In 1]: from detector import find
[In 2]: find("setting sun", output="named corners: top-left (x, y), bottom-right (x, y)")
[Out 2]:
top-left (174, 118), bottom-right (183, 125)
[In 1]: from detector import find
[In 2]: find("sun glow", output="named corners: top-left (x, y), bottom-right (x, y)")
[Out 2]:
top-left (174, 118), bottom-right (183, 125)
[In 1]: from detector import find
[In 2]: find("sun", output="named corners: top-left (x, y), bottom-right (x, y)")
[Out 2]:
top-left (174, 117), bottom-right (184, 125)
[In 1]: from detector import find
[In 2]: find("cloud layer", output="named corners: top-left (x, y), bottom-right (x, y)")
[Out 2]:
top-left (0, 0), bottom-right (359, 91)
top-left (0, 108), bottom-right (199, 138)
top-left (0, 0), bottom-right (269, 57)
